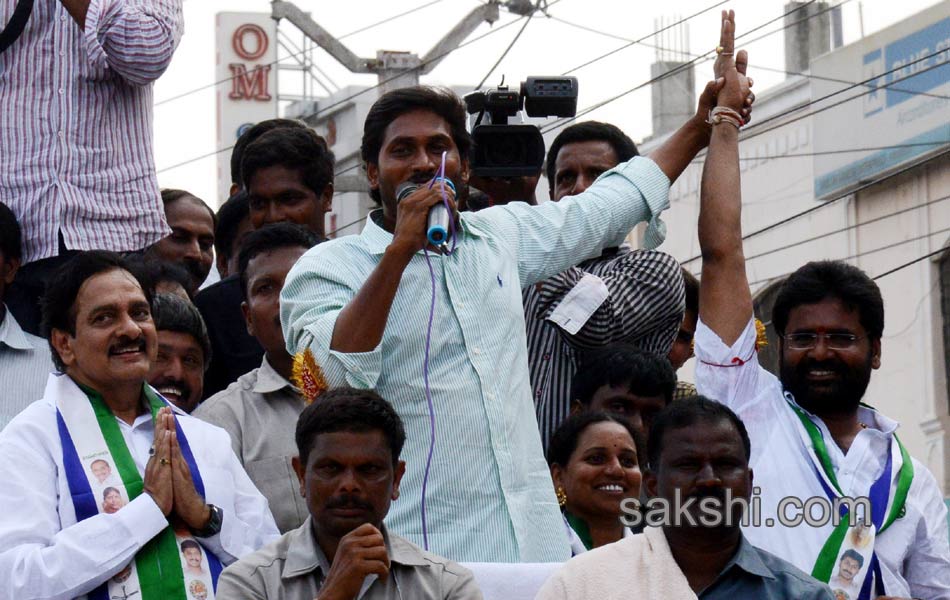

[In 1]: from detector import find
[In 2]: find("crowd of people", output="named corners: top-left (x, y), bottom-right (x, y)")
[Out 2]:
top-left (0, 5), bottom-right (947, 600)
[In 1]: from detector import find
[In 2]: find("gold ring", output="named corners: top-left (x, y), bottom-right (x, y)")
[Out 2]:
top-left (716, 45), bottom-right (724, 54)
top-left (160, 458), bottom-right (170, 466)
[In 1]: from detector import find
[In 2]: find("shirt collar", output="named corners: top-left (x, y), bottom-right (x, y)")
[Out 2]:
top-left (253, 355), bottom-right (296, 395)
top-left (283, 519), bottom-right (428, 580)
top-left (0, 304), bottom-right (36, 351)
top-left (784, 392), bottom-right (899, 437)
top-left (717, 533), bottom-right (776, 582)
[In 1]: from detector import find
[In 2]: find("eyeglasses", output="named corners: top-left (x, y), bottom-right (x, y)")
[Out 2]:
top-left (783, 332), bottom-right (862, 350)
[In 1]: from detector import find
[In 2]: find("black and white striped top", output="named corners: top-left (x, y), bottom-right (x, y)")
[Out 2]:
top-left (525, 247), bottom-right (685, 450)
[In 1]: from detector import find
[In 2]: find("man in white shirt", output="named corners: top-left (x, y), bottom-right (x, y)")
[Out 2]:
top-left (693, 14), bottom-right (950, 599)
top-left (0, 202), bottom-right (53, 429)
top-left (0, 250), bottom-right (279, 600)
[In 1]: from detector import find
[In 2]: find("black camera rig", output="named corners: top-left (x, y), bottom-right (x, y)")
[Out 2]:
top-left (464, 76), bottom-right (578, 177)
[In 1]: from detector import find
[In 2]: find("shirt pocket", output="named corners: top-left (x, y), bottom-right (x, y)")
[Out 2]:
top-left (244, 455), bottom-right (304, 532)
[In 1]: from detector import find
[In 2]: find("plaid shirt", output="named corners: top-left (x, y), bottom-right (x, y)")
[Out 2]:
top-left (525, 246), bottom-right (684, 449)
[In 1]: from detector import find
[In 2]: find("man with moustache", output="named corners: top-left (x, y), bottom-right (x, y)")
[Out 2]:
top-left (693, 14), bottom-right (950, 599)
top-left (281, 51), bottom-right (742, 560)
top-left (196, 223), bottom-right (321, 533)
top-left (0, 251), bottom-right (278, 599)
top-left (148, 293), bottom-right (212, 413)
top-left (146, 190), bottom-right (217, 296)
top-left (217, 388), bottom-right (481, 599)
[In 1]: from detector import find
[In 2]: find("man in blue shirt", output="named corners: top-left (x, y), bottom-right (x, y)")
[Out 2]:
top-left (281, 76), bottom-right (738, 562)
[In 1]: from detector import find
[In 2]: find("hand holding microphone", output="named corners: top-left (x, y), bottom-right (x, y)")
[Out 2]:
top-left (392, 177), bottom-right (457, 255)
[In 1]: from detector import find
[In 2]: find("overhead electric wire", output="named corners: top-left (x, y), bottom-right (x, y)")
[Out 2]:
top-left (158, 0), bottom-right (565, 174)
top-left (559, 0), bottom-right (730, 76)
top-left (548, 13), bottom-right (950, 103)
top-left (744, 227), bottom-right (950, 287)
top-left (474, 0), bottom-right (540, 90)
top-left (541, 0), bottom-right (827, 134)
top-left (677, 146), bottom-right (950, 265)
top-left (154, 0), bottom-right (449, 107)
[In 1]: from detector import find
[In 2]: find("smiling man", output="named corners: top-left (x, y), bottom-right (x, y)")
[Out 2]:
top-left (148, 293), bottom-right (212, 413)
top-left (538, 396), bottom-right (834, 599)
top-left (281, 73), bottom-right (734, 562)
top-left (217, 388), bottom-right (481, 599)
top-left (196, 223), bottom-right (321, 533)
top-left (0, 250), bottom-right (278, 599)
top-left (693, 13), bottom-right (950, 598)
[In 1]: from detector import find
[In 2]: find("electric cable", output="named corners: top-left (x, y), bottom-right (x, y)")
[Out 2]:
top-left (678, 146), bottom-right (950, 264)
top-left (742, 226), bottom-right (950, 287)
top-left (542, 0), bottom-right (829, 134)
top-left (158, 1), bottom-right (563, 174)
top-left (474, 0), bottom-right (540, 90)
top-left (154, 0), bottom-right (450, 107)
top-left (548, 14), bottom-right (950, 103)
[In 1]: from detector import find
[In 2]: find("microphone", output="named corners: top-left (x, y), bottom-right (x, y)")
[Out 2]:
top-left (395, 178), bottom-right (456, 246)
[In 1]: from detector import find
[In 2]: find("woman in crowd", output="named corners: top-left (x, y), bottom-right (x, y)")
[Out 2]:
top-left (547, 411), bottom-right (643, 555)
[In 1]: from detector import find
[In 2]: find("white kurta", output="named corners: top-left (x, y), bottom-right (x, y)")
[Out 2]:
top-left (0, 373), bottom-right (280, 600)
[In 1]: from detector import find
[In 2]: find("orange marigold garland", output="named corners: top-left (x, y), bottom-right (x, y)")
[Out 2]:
top-left (292, 348), bottom-right (328, 404)
top-left (754, 318), bottom-right (769, 350)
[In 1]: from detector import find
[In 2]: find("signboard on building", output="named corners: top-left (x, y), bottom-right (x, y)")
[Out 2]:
top-left (811, 2), bottom-right (950, 199)
top-left (216, 12), bottom-right (278, 202)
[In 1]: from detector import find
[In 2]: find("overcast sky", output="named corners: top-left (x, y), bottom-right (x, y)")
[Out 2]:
top-left (152, 0), bottom-right (942, 206)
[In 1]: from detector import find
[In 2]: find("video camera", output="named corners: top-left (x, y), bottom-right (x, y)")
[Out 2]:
top-left (464, 76), bottom-right (578, 177)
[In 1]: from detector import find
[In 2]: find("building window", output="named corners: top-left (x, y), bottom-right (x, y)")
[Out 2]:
top-left (753, 279), bottom-right (786, 376)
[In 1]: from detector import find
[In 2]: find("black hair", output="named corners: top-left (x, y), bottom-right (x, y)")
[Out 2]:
top-left (125, 257), bottom-right (193, 300)
top-left (230, 118), bottom-right (308, 186)
top-left (360, 86), bottom-right (473, 205)
top-left (214, 190), bottom-right (250, 268)
top-left (545, 121), bottom-right (638, 190)
top-left (841, 548), bottom-right (864, 567)
top-left (237, 223), bottom-right (321, 300)
top-left (772, 261), bottom-right (884, 339)
top-left (572, 344), bottom-right (676, 406)
top-left (41, 251), bottom-right (153, 372)
top-left (547, 410), bottom-right (645, 470)
top-left (647, 395), bottom-right (751, 470)
top-left (682, 268), bottom-right (699, 316)
top-left (240, 127), bottom-right (335, 198)
top-left (295, 387), bottom-right (406, 467)
top-left (180, 539), bottom-right (201, 552)
top-left (102, 487), bottom-right (120, 500)
top-left (160, 189), bottom-right (216, 229)
top-left (151, 293), bottom-right (212, 370)
top-left (0, 201), bottom-right (22, 262)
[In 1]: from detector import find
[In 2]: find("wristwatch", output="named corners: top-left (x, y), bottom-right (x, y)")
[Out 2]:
top-left (192, 504), bottom-right (223, 537)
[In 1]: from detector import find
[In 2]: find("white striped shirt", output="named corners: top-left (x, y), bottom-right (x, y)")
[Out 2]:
top-left (281, 156), bottom-right (671, 563)
top-left (525, 247), bottom-right (684, 449)
top-left (0, 0), bottom-right (183, 263)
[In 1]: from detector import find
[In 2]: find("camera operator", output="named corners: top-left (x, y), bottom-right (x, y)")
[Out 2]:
top-left (281, 49), bottom-right (748, 561)
top-left (1, 0), bottom-right (183, 335)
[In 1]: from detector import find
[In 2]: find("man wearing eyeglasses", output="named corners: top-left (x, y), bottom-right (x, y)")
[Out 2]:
top-left (692, 15), bottom-right (950, 598)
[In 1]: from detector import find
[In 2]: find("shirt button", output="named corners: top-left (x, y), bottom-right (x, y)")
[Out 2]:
top-left (58, 131), bottom-right (65, 138)
top-left (58, 88), bottom-right (65, 95)
top-left (473, 348), bottom-right (481, 355)
top-left (61, 15), bottom-right (67, 21)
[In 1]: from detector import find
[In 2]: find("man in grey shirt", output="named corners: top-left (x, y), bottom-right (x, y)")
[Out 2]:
top-left (0, 202), bottom-right (53, 430)
top-left (195, 223), bottom-right (320, 532)
top-left (217, 387), bottom-right (482, 599)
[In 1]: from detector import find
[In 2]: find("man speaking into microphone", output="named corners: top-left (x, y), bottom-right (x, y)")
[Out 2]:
top-left (280, 83), bottom-right (729, 563)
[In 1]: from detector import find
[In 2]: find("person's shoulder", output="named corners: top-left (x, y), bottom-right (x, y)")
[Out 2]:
top-left (388, 533), bottom-right (473, 577)
top-left (559, 534), bottom-right (641, 574)
top-left (194, 274), bottom-right (241, 305)
top-left (198, 368), bottom-right (262, 411)
top-left (751, 544), bottom-right (834, 597)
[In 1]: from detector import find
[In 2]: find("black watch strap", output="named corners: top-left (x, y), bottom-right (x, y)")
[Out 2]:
top-left (192, 504), bottom-right (223, 537)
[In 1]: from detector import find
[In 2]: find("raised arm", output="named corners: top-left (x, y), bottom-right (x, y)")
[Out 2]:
top-left (698, 11), bottom-right (754, 346)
